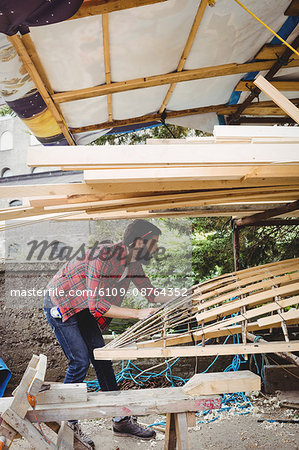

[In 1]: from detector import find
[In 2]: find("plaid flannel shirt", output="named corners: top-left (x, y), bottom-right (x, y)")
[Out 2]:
top-left (46, 242), bottom-right (157, 330)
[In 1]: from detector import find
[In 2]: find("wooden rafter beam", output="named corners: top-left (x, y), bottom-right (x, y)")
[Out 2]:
top-left (159, 0), bottom-right (208, 114)
top-left (69, 0), bottom-right (167, 19)
top-left (235, 79), bottom-right (299, 92)
top-left (93, 341), bottom-right (299, 360)
top-left (102, 14), bottom-right (113, 121)
top-left (68, 98), bottom-right (299, 133)
top-left (21, 33), bottom-right (66, 120)
top-left (52, 59), bottom-right (299, 104)
top-left (255, 44), bottom-right (299, 60)
top-left (228, 34), bottom-right (299, 124)
top-left (8, 35), bottom-right (75, 146)
top-left (253, 75), bottom-right (299, 124)
top-left (235, 200), bottom-right (299, 227)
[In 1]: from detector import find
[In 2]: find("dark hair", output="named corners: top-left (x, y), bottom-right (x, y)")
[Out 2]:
top-left (123, 220), bottom-right (162, 247)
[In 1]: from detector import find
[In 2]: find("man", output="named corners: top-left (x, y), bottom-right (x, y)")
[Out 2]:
top-left (44, 219), bottom-right (172, 447)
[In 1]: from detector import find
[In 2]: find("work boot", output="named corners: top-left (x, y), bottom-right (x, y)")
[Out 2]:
top-left (113, 416), bottom-right (156, 440)
top-left (68, 421), bottom-right (95, 449)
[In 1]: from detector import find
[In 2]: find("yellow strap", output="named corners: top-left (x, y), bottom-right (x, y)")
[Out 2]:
top-left (234, 0), bottom-right (299, 57)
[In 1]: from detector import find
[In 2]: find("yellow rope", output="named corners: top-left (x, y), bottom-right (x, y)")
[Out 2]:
top-left (234, 0), bottom-right (299, 57)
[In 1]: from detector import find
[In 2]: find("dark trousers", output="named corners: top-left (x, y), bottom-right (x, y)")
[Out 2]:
top-left (44, 306), bottom-right (119, 392)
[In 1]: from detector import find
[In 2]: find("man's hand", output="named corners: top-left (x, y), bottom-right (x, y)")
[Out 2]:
top-left (137, 308), bottom-right (158, 320)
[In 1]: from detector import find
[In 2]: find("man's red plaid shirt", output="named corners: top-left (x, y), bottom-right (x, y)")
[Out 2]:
top-left (47, 242), bottom-right (157, 330)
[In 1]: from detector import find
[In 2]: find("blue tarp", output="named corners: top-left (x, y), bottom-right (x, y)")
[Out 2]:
top-left (0, 358), bottom-right (11, 397)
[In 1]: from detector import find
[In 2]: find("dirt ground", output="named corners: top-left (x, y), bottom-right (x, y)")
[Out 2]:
top-left (10, 393), bottom-right (299, 450)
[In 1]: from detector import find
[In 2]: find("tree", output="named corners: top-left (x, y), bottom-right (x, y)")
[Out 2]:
top-left (192, 217), bottom-right (299, 283)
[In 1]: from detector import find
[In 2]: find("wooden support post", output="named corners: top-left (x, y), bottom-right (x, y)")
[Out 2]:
top-left (253, 75), bottom-right (299, 124)
top-left (174, 413), bottom-right (190, 450)
top-left (164, 413), bottom-right (176, 450)
top-left (57, 421), bottom-right (74, 450)
top-left (232, 220), bottom-right (241, 272)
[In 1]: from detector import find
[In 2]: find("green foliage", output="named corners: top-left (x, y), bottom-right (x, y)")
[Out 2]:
top-left (192, 217), bottom-right (299, 284)
top-left (90, 123), bottom-right (208, 145)
top-left (0, 105), bottom-right (15, 117)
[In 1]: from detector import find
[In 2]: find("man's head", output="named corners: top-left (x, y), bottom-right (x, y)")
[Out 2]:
top-left (123, 219), bottom-right (162, 265)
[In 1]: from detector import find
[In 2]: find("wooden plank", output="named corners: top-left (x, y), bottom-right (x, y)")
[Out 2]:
top-left (2, 409), bottom-right (55, 449)
top-left (36, 383), bottom-right (87, 405)
top-left (159, 0), bottom-right (208, 113)
top-left (83, 166), bottom-right (299, 183)
top-left (1, 181), bottom-right (298, 204)
top-left (182, 371), bottom-right (261, 396)
top-left (69, 0), bottom-right (167, 19)
top-left (52, 59), bottom-right (299, 103)
top-left (27, 144), bottom-right (299, 166)
top-left (102, 13), bottom-right (113, 121)
top-left (255, 44), bottom-right (299, 60)
top-left (235, 80), bottom-right (299, 92)
top-left (257, 309), bottom-right (299, 327)
top-left (69, 98), bottom-right (299, 134)
top-left (28, 354), bottom-right (47, 396)
top-left (93, 341), bottom-right (299, 360)
top-left (174, 413), bottom-right (190, 450)
top-left (164, 413), bottom-right (176, 450)
top-left (196, 286), bottom-right (299, 325)
top-left (254, 75), bottom-right (299, 124)
top-left (8, 36), bottom-right (74, 145)
top-left (57, 421), bottom-right (74, 450)
top-left (24, 389), bottom-right (222, 422)
top-left (137, 319), bottom-right (299, 349)
top-left (9, 367), bottom-right (37, 418)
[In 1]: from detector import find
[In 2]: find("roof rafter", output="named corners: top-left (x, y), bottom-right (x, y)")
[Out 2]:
top-left (159, 0), bottom-right (208, 114)
top-left (8, 35), bottom-right (75, 145)
top-left (228, 34), bottom-right (299, 124)
top-left (52, 59), bottom-right (299, 104)
top-left (102, 13), bottom-right (113, 121)
top-left (69, 98), bottom-right (299, 133)
top-left (69, 0), bottom-right (167, 20)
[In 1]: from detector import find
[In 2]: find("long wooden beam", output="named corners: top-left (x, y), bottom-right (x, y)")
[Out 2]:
top-left (255, 44), bottom-right (299, 60)
top-left (253, 75), bottom-right (299, 124)
top-left (69, 0), bottom-right (167, 20)
top-left (102, 14), bottom-right (113, 121)
top-left (83, 166), bottom-right (299, 183)
top-left (1, 179), bottom-right (298, 199)
top-left (235, 80), bottom-right (299, 92)
top-left (8, 36), bottom-right (75, 146)
top-left (69, 98), bottom-right (299, 133)
top-left (159, 0), bottom-right (208, 114)
top-left (235, 200), bottom-right (299, 227)
top-left (27, 143), bottom-right (299, 166)
top-left (52, 59), bottom-right (299, 104)
top-left (93, 340), bottom-right (299, 360)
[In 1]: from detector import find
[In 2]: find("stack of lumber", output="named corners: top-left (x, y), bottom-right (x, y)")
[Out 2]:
top-left (94, 258), bottom-right (299, 360)
top-left (0, 127), bottom-right (298, 227)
